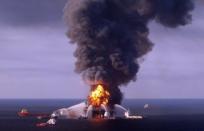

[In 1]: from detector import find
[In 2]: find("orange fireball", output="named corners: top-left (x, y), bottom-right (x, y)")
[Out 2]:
top-left (88, 85), bottom-right (110, 107)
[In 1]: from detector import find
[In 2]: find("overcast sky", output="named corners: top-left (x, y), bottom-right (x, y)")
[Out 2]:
top-left (0, 0), bottom-right (204, 99)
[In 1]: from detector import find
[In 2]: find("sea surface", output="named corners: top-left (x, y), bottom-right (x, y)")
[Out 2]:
top-left (0, 99), bottom-right (204, 131)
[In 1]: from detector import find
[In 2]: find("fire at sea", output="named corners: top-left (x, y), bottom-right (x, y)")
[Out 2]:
top-left (88, 85), bottom-right (110, 107)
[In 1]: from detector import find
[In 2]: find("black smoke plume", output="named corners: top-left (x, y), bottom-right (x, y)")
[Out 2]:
top-left (64, 0), bottom-right (194, 106)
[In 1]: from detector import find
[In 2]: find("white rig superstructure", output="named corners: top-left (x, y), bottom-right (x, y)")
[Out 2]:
top-left (47, 102), bottom-right (143, 125)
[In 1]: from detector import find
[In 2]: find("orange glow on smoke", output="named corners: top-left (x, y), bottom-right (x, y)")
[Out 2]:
top-left (88, 85), bottom-right (110, 107)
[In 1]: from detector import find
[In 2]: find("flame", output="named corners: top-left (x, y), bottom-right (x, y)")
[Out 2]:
top-left (88, 84), bottom-right (110, 107)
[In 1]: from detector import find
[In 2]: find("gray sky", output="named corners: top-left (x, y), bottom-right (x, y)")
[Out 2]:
top-left (0, 0), bottom-right (203, 99)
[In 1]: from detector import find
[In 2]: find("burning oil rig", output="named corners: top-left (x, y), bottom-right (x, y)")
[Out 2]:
top-left (49, 84), bottom-right (141, 119)
top-left (44, 84), bottom-right (143, 126)
top-left (18, 84), bottom-right (142, 127)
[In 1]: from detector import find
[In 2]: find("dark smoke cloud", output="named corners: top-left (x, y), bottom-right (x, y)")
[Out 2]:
top-left (64, 0), bottom-right (194, 106)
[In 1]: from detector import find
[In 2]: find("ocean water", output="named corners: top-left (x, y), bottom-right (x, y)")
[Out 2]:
top-left (0, 99), bottom-right (204, 131)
